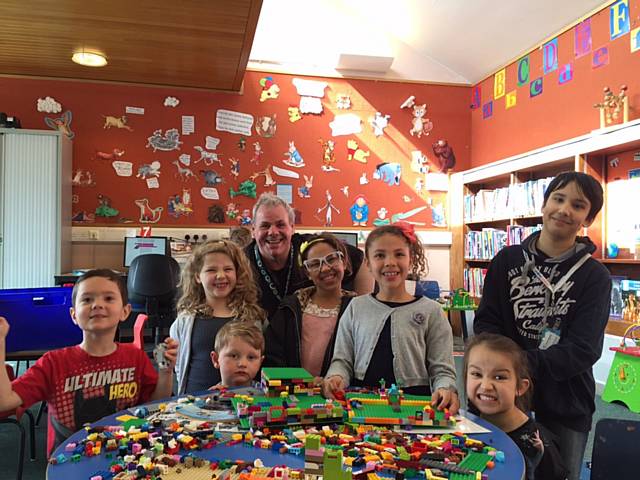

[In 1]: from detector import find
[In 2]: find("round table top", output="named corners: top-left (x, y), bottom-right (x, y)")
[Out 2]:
top-left (47, 401), bottom-right (524, 480)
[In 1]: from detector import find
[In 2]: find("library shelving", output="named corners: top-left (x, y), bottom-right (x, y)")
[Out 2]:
top-left (450, 119), bottom-right (640, 336)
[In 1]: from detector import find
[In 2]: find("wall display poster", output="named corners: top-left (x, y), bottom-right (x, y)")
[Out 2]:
top-left (276, 184), bottom-right (293, 204)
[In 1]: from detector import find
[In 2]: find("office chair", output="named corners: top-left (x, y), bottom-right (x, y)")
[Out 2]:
top-left (1, 365), bottom-right (36, 480)
top-left (127, 254), bottom-right (180, 347)
top-left (590, 418), bottom-right (640, 479)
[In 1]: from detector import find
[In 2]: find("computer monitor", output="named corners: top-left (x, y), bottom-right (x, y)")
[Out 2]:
top-left (323, 231), bottom-right (359, 247)
top-left (123, 236), bottom-right (171, 268)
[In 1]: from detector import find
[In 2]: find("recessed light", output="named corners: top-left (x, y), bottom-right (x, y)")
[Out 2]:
top-left (72, 51), bottom-right (107, 67)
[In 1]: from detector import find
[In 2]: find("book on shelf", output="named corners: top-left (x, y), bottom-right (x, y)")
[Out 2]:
top-left (464, 267), bottom-right (488, 297)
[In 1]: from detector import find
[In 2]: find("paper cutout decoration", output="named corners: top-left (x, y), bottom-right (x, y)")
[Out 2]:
top-left (229, 157), bottom-right (240, 178)
top-left (350, 195), bottom-right (369, 226)
top-left (482, 101), bottom-right (493, 119)
top-left (432, 203), bottom-right (447, 227)
top-left (194, 146), bottom-right (222, 166)
top-left (182, 115), bottom-right (194, 135)
top-left (238, 136), bottom-right (247, 151)
top-left (201, 187), bottom-right (220, 200)
top-left (164, 96), bottom-right (180, 107)
top-left (319, 139), bottom-right (339, 172)
top-left (299, 97), bottom-right (323, 114)
top-left (415, 177), bottom-right (425, 193)
top-left (125, 106), bottom-right (144, 115)
top-left (374, 207), bottom-right (389, 226)
top-left (255, 114), bottom-right (277, 138)
top-left (216, 109), bottom-right (254, 136)
top-left (102, 115), bottom-right (133, 131)
top-left (179, 153), bottom-right (191, 166)
top-left (402, 195), bottom-right (412, 203)
top-left (330, 114), bottom-right (362, 136)
top-left (410, 150), bottom-right (429, 174)
top-left (259, 76), bottom-right (280, 102)
top-left (137, 161), bottom-right (161, 179)
top-left (135, 198), bottom-right (163, 223)
top-left (470, 87), bottom-right (481, 110)
top-left (298, 175), bottom-right (313, 198)
top-left (432, 140), bottom-right (456, 172)
top-left (95, 148), bottom-right (125, 161)
top-left (288, 107), bottom-right (302, 122)
top-left (201, 170), bottom-right (224, 186)
top-left (172, 160), bottom-right (197, 181)
top-left (96, 194), bottom-right (118, 217)
top-left (346, 140), bottom-right (370, 164)
top-left (369, 112), bottom-right (390, 137)
top-left (316, 190), bottom-right (340, 226)
top-left (208, 205), bottom-right (225, 223)
top-left (505, 90), bottom-right (517, 109)
top-left (494, 69), bottom-right (506, 100)
top-left (410, 104), bottom-right (433, 138)
top-left (558, 65), bottom-right (573, 85)
top-left (400, 96), bottom-right (415, 109)
top-left (147, 128), bottom-right (183, 151)
top-left (610, 0), bottom-right (630, 41)
top-left (543, 38), bottom-right (558, 75)
top-left (631, 27), bottom-right (640, 53)
top-left (529, 78), bottom-right (543, 98)
top-left (575, 19), bottom-right (592, 59)
top-left (592, 47), bottom-right (609, 69)
top-left (37, 96), bottom-right (61, 113)
top-left (373, 162), bottom-right (402, 186)
top-left (272, 165), bottom-right (300, 179)
top-left (239, 209), bottom-right (252, 225)
top-left (283, 141), bottom-right (305, 168)
top-left (44, 110), bottom-right (74, 139)
top-left (229, 180), bottom-right (257, 198)
top-left (252, 142), bottom-right (263, 163)
top-left (112, 161), bottom-right (133, 177)
top-left (72, 211), bottom-right (95, 223)
top-left (336, 94), bottom-right (351, 109)
top-left (72, 170), bottom-right (95, 186)
top-left (340, 186), bottom-right (349, 196)
top-left (359, 173), bottom-right (369, 184)
top-left (168, 189), bottom-right (193, 218)
top-left (517, 56), bottom-right (530, 87)
top-left (226, 203), bottom-right (239, 219)
top-left (250, 165), bottom-right (276, 187)
top-left (425, 172), bottom-right (450, 191)
top-left (206, 136), bottom-right (221, 150)
top-left (292, 78), bottom-right (327, 97)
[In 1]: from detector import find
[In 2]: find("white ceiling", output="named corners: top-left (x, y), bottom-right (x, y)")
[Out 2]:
top-left (249, 0), bottom-right (609, 85)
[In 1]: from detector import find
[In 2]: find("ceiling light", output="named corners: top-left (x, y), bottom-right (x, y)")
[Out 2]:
top-left (72, 50), bottom-right (107, 67)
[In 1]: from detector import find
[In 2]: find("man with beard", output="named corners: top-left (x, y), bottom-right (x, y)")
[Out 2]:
top-left (246, 193), bottom-right (373, 317)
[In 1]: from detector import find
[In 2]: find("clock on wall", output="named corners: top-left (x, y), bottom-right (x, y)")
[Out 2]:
top-left (602, 326), bottom-right (640, 413)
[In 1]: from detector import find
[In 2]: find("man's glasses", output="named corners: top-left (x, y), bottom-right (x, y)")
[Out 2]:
top-left (303, 251), bottom-right (344, 272)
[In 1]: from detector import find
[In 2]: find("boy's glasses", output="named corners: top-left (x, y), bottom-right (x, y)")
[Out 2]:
top-left (303, 251), bottom-right (344, 272)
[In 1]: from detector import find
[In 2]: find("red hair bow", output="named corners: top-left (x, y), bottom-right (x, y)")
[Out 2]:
top-left (395, 221), bottom-right (417, 244)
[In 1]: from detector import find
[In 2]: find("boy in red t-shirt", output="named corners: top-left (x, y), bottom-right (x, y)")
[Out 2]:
top-left (0, 269), bottom-right (178, 455)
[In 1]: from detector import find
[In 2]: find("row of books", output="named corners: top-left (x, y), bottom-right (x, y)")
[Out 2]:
top-left (465, 225), bottom-right (542, 260)
top-left (464, 177), bottom-right (553, 222)
top-left (464, 267), bottom-right (488, 298)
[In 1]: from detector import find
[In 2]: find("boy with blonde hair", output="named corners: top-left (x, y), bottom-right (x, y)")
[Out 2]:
top-left (211, 321), bottom-right (264, 388)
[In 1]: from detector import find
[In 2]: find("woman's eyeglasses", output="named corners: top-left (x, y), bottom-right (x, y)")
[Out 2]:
top-left (303, 251), bottom-right (344, 272)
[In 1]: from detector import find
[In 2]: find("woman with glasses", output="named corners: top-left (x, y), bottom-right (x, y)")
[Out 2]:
top-left (264, 233), bottom-right (356, 378)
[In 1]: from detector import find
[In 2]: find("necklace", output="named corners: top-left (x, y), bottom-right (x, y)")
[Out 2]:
top-left (254, 244), bottom-right (294, 302)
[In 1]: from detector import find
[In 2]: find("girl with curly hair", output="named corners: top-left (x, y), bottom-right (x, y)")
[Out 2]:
top-left (170, 239), bottom-right (265, 394)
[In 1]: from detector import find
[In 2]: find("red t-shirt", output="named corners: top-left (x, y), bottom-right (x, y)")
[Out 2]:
top-left (12, 343), bottom-right (158, 455)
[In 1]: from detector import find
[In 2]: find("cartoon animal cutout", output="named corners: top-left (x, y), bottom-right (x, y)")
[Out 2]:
top-left (298, 175), bottom-right (313, 198)
top-left (146, 128), bottom-right (183, 152)
top-left (172, 160), bottom-right (197, 181)
top-left (168, 189), bottom-right (193, 218)
top-left (238, 136), bottom-right (247, 151)
top-left (283, 141), bottom-right (305, 168)
top-left (359, 173), bottom-right (369, 185)
top-left (252, 142), bottom-right (263, 164)
top-left (373, 162), bottom-right (402, 186)
top-left (316, 190), bottom-right (340, 227)
top-left (319, 139), bottom-right (338, 172)
top-left (95, 148), bottom-right (125, 161)
top-left (346, 139), bottom-right (370, 163)
top-left (72, 170), bottom-right (95, 187)
top-left (230, 180), bottom-right (257, 199)
top-left (194, 146), bottom-right (222, 166)
top-left (374, 207), bottom-right (389, 226)
top-left (250, 165), bottom-right (276, 187)
top-left (432, 203), bottom-right (447, 227)
top-left (415, 177), bottom-right (425, 193)
top-left (369, 112), bottom-right (390, 137)
top-left (255, 114), bottom-right (277, 138)
top-left (288, 107), bottom-right (302, 123)
top-left (226, 203), bottom-right (239, 219)
top-left (350, 195), bottom-right (369, 226)
top-left (201, 170), bottom-right (223, 186)
top-left (44, 110), bottom-right (74, 139)
top-left (410, 150), bottom-right (429, 175)
top-left (95, 194), bottom-right (118, 217)
top-left (410, 104), bottom-right (433, 138)
top-left (135, 198), bottom-right (163, 223)
top-left (229, 157), bottom-right (240, 178)
top-left (259, 76), bottom-right (280, 102)
top-left (239, 209), bottom-right (252, 225)
top-left (432, 139), bottom-right (456, 172)
top-left (137, 161), bottom-right (161, 179)
top-left (340, 185), bottom-right (349, 196)
top-left (400, 95), bottom-right (416, 109)
top-left (102, 115), bottom-right (133, 131)
top-left (336, 94), bottom-right (351, 109)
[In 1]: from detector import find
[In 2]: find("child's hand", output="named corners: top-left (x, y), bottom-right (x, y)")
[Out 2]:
top-left (323, 375), bottom-right (345, 399)
top-left (0, 317), bottom-right (9, 341)
top-left (431, 387), bottom-right (460, 415)
top-left (162, 337), bottom-right (178, 370)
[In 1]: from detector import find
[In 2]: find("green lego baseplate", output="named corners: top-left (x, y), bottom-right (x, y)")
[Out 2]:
top-left (449, 452), bottom-right (492, 479)
top-left (261, 367), bottom-right (315, 381)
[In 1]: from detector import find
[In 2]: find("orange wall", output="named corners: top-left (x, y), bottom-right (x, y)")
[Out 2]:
top-left (0, 71), bottom-right (470, 229)
top-left (470, 2), bottom-right (640, 166)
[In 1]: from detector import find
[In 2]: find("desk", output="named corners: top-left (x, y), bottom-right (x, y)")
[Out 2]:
top-left (47, 401), bottom-right (524, 480)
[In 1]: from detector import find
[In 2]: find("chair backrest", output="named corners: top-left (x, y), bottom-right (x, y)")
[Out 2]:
top-left (415, 280), bottom-right (440, 300)
top-left (591, 418), bottom-right (640, 479)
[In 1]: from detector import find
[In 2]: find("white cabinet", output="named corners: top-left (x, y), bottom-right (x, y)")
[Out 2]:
top-left (0, 129), bottom-right (72, 288)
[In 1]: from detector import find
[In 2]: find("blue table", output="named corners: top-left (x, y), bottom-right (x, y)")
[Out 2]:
top-left (47, 405), bottom-right (524, 480)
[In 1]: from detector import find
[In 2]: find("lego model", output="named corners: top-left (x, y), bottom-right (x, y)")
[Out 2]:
top-left (602, 324), bottom-right (640, 412)
top-left (261, 367), bottom-right (320, 397)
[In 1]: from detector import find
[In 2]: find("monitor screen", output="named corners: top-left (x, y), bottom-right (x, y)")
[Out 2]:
top-left (323, 231), bottom-right (359, 247)
top-left (123, 236), bottom-right (170, 267)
